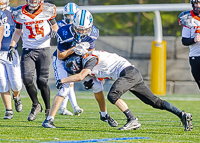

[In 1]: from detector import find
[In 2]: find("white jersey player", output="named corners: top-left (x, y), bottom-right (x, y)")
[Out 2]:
top-left (179, 0), bottom-right (200, 95)
top-left (52, 50), bottom-right (193, 131)
top-left (10, 0), bottom-right (59, 121)
top-left (0, 0), bottom-right (22, 120)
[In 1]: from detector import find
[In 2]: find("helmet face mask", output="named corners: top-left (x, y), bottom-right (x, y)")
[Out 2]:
top-left (191, 0), bottom-right (200, 14)
top-left (26, 0), bottom-right (42, 8)
top-left (63, 2), bottom-right (79, 24)
top-left (72, 9), bottom-right (93, 41)
top-left (0, 0), bottom-right (9, 9)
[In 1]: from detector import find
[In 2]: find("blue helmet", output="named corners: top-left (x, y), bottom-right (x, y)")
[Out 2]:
top-left (63, 2), bottom-right (79, 23)
top-left (65, 54), bottom-right (82, 75)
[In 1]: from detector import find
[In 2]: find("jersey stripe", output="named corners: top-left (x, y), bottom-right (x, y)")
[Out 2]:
top-left (80, 10), bottom-right (86, 26)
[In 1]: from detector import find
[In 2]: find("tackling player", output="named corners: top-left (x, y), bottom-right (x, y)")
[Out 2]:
top-left (0, 0), bottom-right (22, 119)
top-left (179, 0), bottom-right (200, 98)
top-left (9, 0), bottom-right (59, 121)
top-left (42, 9), bottom-right (118, 128)
top-left (50, 50), bottom-right (193, 131)
top-left (56, 2), bottom-right (83, 116)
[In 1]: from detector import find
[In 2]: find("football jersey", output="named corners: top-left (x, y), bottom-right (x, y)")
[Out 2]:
top-left (53, 24), bottom-right (99, 58)
top-left (82, 50), bottom-right (133, 80)
top-left (12, 3), bottom-right (56, 49)
top-left (57, 19), bottom-right (68, 28)
top-left (179, 10), bottom-right (200, 57)
top-left (0, 7), bottom-right (15, 51)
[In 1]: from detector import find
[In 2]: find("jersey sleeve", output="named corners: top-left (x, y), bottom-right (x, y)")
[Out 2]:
top-left (182, 26), bottom-right (191, 38)
top-left (12, 5), bottom-right (23, 24)
top-left (43, 3), bottom-right (57, 20)
top-left (90, 25), bottom-right (99, 40)
top-left (82, 56), bottom-right (98, 70)
top-left (0, 10), bottom-right (7, 26)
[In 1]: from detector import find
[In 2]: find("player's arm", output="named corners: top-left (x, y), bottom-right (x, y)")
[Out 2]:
top-left (10, 26), bottom-right (22, 47)
top-left (57, 47), bottom-right (75, 60)
top-left (0, 25), bottom-right (4, 50)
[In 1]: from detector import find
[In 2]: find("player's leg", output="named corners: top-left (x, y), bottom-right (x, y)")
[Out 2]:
top-left (42, 83), bottom-right (70, 128)
top-left (36, 48), bottom-right (51, 117)
top-left (0, 59), bottom-right (13, 119)
top-left (68, 82), bottom-right (83, 116)
top-left (189, 56), bottom-right (200, 89)
top-left (7, 50), bottom-right (22, 112)
top-left (84, 76), bottom-right (118, 127)
top-left (21, 49), bottom-right (42, 121)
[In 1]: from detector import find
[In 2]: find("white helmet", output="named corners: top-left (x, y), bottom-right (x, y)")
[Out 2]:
top-left (72, 9), bottom-right (93, 41)
top-left (26, 0), bottom-right (43, 8)
top-left (0, 0), bottom-right (9, 9)
top-left (63, 2), bottom-right (79, 23)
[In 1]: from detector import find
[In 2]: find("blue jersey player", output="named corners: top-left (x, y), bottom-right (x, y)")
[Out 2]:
top-left (0, 0), bottom-right (22, 120)
top-left (42, 9), bottom-right (118, 128)
top-left (56, 2), bottom-right (83, 116)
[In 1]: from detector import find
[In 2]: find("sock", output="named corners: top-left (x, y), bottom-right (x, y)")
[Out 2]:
top-left (69, 85), bottom-right (78, 108)
top-left (163, 101), bottom-right (182, 118)
top-left (47, 116), bottom-right (54, 121)
top-left (123, 109), bottom-right (135, 120)
top-left (100, 111), bottom-right (107, 117)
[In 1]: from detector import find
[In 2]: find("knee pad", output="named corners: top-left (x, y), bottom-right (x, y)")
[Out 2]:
top-left (37, 78), bottom-right (48, 90)
top-left (152, 98), bottom-right (165, 109)
top-left (57, 83), bottom-right (70, 98)
top-left (23, 74), bottom-right (33, 87)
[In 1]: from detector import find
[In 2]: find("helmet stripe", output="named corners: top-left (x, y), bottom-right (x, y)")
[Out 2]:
top-left (70, 3), bottom-right (73, 13)
top-left (80, 10), bottom-right (86, 26)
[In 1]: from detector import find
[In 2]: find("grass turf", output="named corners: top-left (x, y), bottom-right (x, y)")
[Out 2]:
top-left (0, 90), bottom-right (199, 143)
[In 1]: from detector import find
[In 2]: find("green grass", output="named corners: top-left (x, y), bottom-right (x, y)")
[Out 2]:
top-left (0, 91), bottom-right (199, 143)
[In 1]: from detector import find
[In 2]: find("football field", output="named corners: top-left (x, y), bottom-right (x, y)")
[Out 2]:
top-left (0, 90), bottom-right (199, 143)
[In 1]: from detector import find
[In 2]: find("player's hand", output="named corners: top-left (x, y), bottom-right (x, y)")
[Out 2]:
top-left (83, 79), bottom-right (94, 90)
top-left (194, 34), bottom-right (200, 42)
top-left (7, 46), bottom-right (17, 62)
top-left (56, 79), bottom-right (62, 89)
top-left (73, 42), bottom-right (90, 55)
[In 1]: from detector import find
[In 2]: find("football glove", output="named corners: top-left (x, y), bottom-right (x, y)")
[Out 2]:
top-left (83, 79), bottom-right (94, 90)
top-left (73, 42), bottom-right (90, 55)
top-left (56, 79), bottom-right (62, 89)
top-left (7, 46), bottom-right (17, 62)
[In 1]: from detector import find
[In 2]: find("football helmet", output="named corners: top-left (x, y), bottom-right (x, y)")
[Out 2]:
top-left (0, 0), bottom-right (9, 9)
top-left (26, 0), bottom-right (43, 8)
top-left (65, 54), bottom-right (82, 75)
top-left (72, 9), bottom-right (93, 41)
top-left (63, 2), bottom-right (79, 23)
top-left (191, 0), bottom-right (200, 14)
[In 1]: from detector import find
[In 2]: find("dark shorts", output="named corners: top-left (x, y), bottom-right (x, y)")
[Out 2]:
top-left (21, 48), bottom-right (51, 82)
top-left (189, 56), bottom-right (200, 89)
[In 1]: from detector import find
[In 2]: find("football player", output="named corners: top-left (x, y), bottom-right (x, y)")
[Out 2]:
top-left (9, 0), bottom-right (59, 121)
top-left (50, 50), bottom-right (193, 131)
top-left (56, 2), bottom-right (83, 116)
top-left (0, 0), bottom-right (22, 119)
top-left (42, 9), bottom-right (118, 128)
top-left (179, 0), bottom-right (200, 97)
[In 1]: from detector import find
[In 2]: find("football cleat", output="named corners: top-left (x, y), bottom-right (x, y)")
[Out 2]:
top-left (3, 109), bottom-right (13, 119)
top-left (13, 95), bottom-right (22, 112)
top-left (27, 103), bottom-right (42, 121)
top-left (42, 118), bottom-right (56, 128)
top-left (73, 106), bottom-right (83, 116)
top-left (118, 118), bottom-right (141, 130)
top-left (181, 111), bottom-right (193, 131)
top-left (100, 113), bottom-right (118, 127)
top-left (58, 108), bottom-right (73, 116)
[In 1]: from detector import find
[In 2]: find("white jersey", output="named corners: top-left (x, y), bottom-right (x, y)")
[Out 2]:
top-left (83, 50), bottom-right (133, 80)
top-left (12, 3), bottom-right (56, 49)
top-left (179, 10), bottom-right (200, 57)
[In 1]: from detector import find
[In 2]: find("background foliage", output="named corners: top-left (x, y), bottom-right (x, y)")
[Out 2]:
top-left (9, 0), bottom-right (191, 36)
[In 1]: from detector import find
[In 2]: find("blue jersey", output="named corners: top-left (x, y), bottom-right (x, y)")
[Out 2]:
top-left (0, 7), bottom-right (16, 51)
top-left (53, 24), bottom-right (99, 58)
top-left (57, 19), bottom-right (68, 28)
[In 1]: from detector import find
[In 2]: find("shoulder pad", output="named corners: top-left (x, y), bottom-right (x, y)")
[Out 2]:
top-left (43, 3), bottom-right (56, 19)
top-left (57, 25), bottom-right (73, 43)
top-left (12, 5), bottom-right (23, 23)
top-left (178, 11), bottom-right (192, 28)
top-left (89, 25), bottom-right (99, 40)
top-left (82, 51), bottom-right (97, 68)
